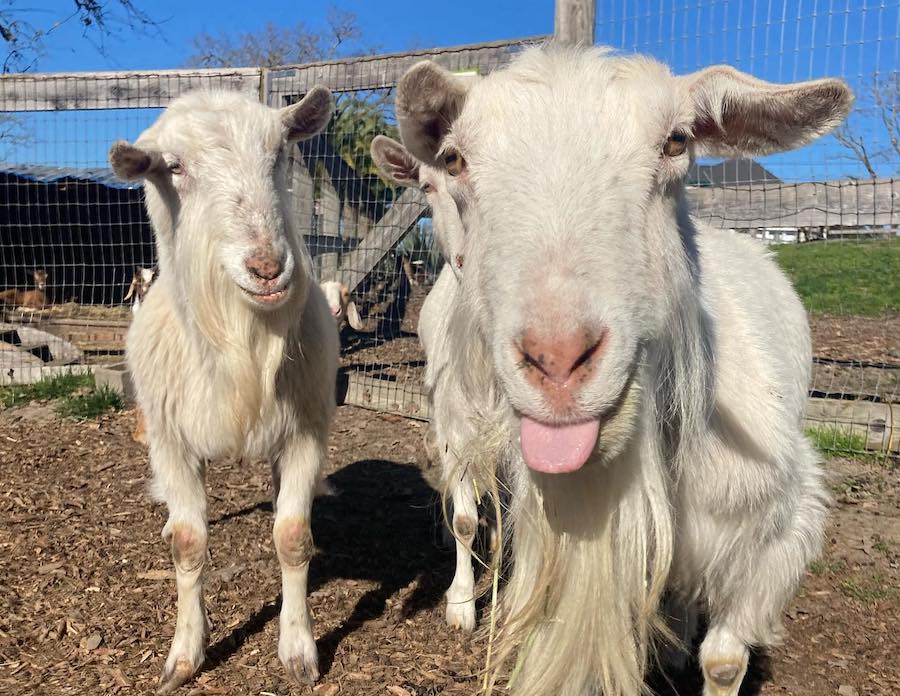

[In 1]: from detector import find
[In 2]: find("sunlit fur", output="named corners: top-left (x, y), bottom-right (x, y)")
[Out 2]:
top-left (395, 46), bottom-right (850, 696)
top-left (113, 89), bottom-right (337, 691)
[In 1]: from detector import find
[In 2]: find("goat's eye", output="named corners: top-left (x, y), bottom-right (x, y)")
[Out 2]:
top-left (663, 131), bottom-right (689, 157)
top-left (420, 181), bottom-right (433, 193)
top-left (168, 160), bottom-right (184, 175)
top-left (444, 149), bottom-right (465, 177)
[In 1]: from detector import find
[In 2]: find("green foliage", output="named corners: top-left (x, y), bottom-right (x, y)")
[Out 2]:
top-left (774, 239), bottom-right (900, 315)
top-left (57, 385), bottom-right (123, 420)
top-left (0, 372), bottom-right (122, 419)
top-left (0, 372), bottom-right (93, 408)
top-left (806, 426), bottom-right (871, 457)
top-left (330, 95), bottom-right (400, 202)
top-left (839, 576), bottom-right (897, 605)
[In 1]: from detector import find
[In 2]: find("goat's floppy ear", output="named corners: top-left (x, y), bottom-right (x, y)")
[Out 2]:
top-left (681, 66), bottom-right (853, 158)
top-left (109, 140), bottom-right (166, 180)
top-left (281, 86), bottom-right (334, 141)
top-left (371, 135), bottom-right (421, 186)
top-left (346, 301), bottom-right (365, 331)
top-left (124, 279), bottom-right (137, 301)
top-left (397, 62), bottom-right (469, 166)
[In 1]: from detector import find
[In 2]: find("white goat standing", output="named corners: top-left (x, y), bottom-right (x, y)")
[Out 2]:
top-left (109, 87), bottom-right (338, 694)
top-left (124, 266), bottom-right (155, 314)
top-left (371, 135), bottom-right (479, 630)
top-left (319, 280), bottom-right (365, 331)
top-left (395, 47), bottom-right (851, 696)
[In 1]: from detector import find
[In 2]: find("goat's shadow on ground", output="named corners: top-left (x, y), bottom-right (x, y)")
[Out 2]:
top-left (204, 458), bottom-right (450, 676)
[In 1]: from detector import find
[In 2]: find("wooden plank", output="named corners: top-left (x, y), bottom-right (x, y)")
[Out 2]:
top-left (326, 187), bottom-right (428, 292)
top-left (555, 0), bottom-right (596, 45)
top-left (266, 36), bottom-right (548, 100)
top-left (688, 178), bottom-right (898, 229)
top-left (0, 68), bottom-right (262, 111)
top-left (338, 371), bottom-right (429, 421)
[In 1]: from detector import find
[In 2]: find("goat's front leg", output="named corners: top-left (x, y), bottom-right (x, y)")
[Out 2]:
top-left (272, 434), bottom-right (323, 685)
top-left (445, 471), bottom-right (478, 631)
top-left (699, 468), bottom-right (826, 696)
top-left (151, 438), bottom-right (208, 695)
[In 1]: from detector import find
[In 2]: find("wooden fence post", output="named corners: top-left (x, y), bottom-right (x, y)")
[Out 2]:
top-left (554, 0), bottom-right (596, 46)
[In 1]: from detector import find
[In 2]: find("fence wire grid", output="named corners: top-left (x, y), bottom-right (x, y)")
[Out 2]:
top-left (0, 2), bottom-right (898, 457)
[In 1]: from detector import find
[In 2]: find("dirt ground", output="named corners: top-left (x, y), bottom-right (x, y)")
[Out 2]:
top-left (0, 403), bottom-right (897, 696)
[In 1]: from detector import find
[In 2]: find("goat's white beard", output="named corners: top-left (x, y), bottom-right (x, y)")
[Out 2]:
top-left (177, 228), bottom-right (300, 454)
top-left (470, 372), bottom-right (671, 696)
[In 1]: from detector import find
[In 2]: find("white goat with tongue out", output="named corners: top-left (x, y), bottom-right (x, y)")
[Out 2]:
top-left (395, 46), bottom-right (851, 696)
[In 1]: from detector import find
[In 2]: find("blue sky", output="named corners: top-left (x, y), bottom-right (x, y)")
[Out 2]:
top-left (2, 0), bottom-right (898, 181)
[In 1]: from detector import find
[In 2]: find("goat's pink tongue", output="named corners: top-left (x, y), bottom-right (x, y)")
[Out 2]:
top-left (520, 417), bottom-right (600, 473)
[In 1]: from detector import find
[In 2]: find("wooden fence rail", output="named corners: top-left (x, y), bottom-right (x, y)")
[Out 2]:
top-left (688, 178), bottom-right (898, 229)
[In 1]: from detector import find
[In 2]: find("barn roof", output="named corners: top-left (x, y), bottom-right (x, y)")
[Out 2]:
top-left (687, 159), bottom-right (781, 186)
top-left (0, 162), bottom-right (140, 190)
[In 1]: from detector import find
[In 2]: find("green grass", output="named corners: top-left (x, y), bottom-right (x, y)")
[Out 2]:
top-left (809, 558), bottom-right (846, 577)
top-left (0, 372), bottom-right (122, 419)
top-left (806, 426), bottom-right (871, 457)
top-left (0, 372), bottom-right (94, 409)
top-left (839, 576), bottom-right (897, 605)
top-left (56, 384), bottom-right (123, 420)
top-left (773, 238), bottom-right (900, 316)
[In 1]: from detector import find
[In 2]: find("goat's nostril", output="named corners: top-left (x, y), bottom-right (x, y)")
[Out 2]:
top-left (246, 255), bottom-right (283, 280)
top-left (518, 329), bottom-right (606, 387)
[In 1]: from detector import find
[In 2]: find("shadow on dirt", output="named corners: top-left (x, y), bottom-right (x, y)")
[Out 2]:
top-left (203, 458), bottom-right (451, 676)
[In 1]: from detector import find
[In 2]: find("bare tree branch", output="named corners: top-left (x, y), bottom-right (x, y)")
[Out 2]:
top-left (0, 1), bottom-right (163, 73)
top-left (185, 10), bottom-right (365, 69)
top-left (833, 125), bottom-right (879, 178)
top-left (833, 71), bottom-right (900, 178)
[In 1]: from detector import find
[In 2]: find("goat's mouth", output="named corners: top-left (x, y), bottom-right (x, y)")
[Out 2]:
top-left (519, 416), bottom-right (601, 474)
top-left (240, 284), bottom-right (291, 307)
top-left (516, 355), bottom-right (642, 474)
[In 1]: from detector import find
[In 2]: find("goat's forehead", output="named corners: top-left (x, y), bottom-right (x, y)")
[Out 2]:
top-left (459, 52), bottom-right (677, 154)
top-left (148, 93), bottom-right (282, 156)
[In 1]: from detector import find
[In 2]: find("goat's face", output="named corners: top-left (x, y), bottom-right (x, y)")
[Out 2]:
top-left (138, 267), bottom-right (155, 295)
top-left (319, 280), bottom-right (364, 331)
top-left (109, 88), bottom-right (333, 312)
top-left (397, 47), bottom-right (851, 473)
top-left (370, 135), bottom-right (467, 278)
top-left (32, 270), bottom-right (47, 291)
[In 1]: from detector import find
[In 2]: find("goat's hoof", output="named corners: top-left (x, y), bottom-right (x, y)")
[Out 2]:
top-left (156, 657), bottom-right (200, 694)
top-left (709, 663), bottom-right (740, 686)
top-left (284, 655), bottom-right (320, 685)
top-left (702, 660), bottom-right (745, 695)
top-left (445, 599), bottom-right (476, 631)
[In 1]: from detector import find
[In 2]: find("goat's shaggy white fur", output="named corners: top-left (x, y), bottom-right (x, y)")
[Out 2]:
top-left (109, 88), bottom-right (337, 694)
top-left (395, 46), bottom-right (851, 696)
top-left (371, 135), bottom-right (480, 629)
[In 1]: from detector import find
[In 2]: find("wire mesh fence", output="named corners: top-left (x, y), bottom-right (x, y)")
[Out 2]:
top-left (596, 0), bottom-right (900, 457)
top-left (0, 3), bottom-right (897, 456)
